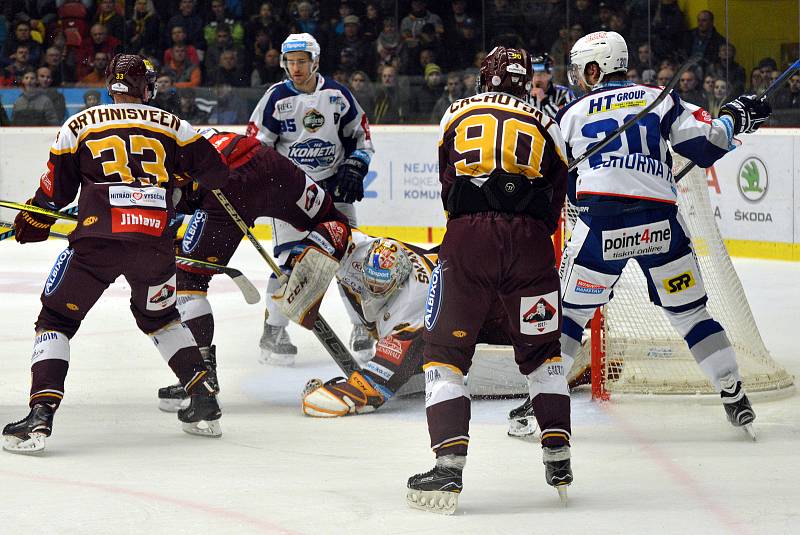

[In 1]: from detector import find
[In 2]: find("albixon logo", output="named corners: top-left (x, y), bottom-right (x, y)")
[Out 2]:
top-left (288, 138), bottom-right (336, 169)
top-left (182, 210), bottom-right (208, 253)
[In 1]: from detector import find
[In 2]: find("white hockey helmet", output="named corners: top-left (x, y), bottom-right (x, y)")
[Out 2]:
top-left (568, 31), bottom-right (628, 88)
top-left (280, 33), bottom-right (321, 78)
top-left (362, 239), bottom-right (413, 298)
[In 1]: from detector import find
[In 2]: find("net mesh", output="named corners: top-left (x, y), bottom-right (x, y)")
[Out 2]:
top-left (565, 155), bottom-right (793, 395)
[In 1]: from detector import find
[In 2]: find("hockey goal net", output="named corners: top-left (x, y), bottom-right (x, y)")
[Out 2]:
top-left (560, 155), bottom-right (793, 399)
top-left (468, 155), bottom-right (793, 399)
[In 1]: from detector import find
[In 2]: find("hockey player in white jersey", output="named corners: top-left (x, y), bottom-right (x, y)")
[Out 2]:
top-left (557, 31), bottom-right (771, 438)
top-left (247, 33), bottom-right (375, 365)
top-left (301, 233), bottom-right (435, 417)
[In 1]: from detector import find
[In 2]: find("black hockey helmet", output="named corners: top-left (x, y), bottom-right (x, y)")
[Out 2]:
top-left (531, 53), bottom-right (553, 74)
top-left (479, 46), bottom-right (532, 99)
top-left (106, 53), bottom-right (157, 100)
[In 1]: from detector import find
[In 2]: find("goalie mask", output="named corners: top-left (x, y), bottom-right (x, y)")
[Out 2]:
top-left (106, 53), bottom-right (157, 101)
top-left (568, 31), bottom-right (628, 88)
top-left (479, 46), bottom-right (532, 100)
top-left (362, 239), bottom-right (412, 298)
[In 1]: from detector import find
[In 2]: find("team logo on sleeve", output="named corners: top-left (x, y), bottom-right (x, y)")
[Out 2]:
top-left (44, 248), bottom-right (74, 297)
top-left (296, 176), bottom-right (324, 218)
top-left (302, 108), bottom-right (325, 132)
top-left (182, 210), bottom-right (208, 253)
top-left (146, 274), bottom-right (177, 311)
top-left (520, 291), bottom-right (558, 335)
top-left (424, 263), bottom-right (443, 331)
top-left (288, 139), bottom-right (337, 169)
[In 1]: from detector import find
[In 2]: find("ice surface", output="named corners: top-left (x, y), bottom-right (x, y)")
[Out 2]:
top-left (1, 239), bottom-right (798, 534)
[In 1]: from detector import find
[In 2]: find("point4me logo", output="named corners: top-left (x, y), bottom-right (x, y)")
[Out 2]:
top-left (520, 291), bottom-right (559, 335)
top-left (424, 263), bottom-right (443, 331)
top-left (737, 157), bottom-right (768, 202)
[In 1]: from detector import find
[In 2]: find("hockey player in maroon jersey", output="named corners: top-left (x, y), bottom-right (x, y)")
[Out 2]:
top-left (157, 129), bottom-right (352, 411)
top-left (3, 54), bottom-right (230, 453)
top-left (406, 46), bottom-right (571, 513)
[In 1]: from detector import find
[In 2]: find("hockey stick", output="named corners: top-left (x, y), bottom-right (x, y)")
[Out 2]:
top-left (0, 205), bottom-right (261, 305)
top-left (568, 57), bottom-right (700, 172)
top-left (209, 189), bottom-right (362, 376)
top-left (0, 204), bottom-right (78, 241)
top-left (673, 58), bottom-right (800, 182)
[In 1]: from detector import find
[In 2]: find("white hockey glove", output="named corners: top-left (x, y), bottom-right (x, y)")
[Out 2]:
top-left (272, 220), bottom-right (351, 329)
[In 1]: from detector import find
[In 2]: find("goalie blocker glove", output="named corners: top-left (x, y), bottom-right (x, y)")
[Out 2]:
top-left (334, 150), bottom-right (370, 203)
top-left (14, 198), bottom-right (56, 243)
top-left (272, 220), bottom-right (351, 329)
top-left (719, 94), bottom-right (772, 135)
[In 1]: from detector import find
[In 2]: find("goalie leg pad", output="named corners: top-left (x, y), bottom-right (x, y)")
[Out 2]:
top-left (272, 247), bottom-right (339, 329)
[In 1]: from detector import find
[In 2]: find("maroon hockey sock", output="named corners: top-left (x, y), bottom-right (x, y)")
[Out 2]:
top-left (29, 359), bottom-right (69, 408)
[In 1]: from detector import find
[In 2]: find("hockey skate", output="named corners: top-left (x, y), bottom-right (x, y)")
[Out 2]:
top-left (158, 346), bottom-right (218, 412)
top-left (543, 446), bottom-right (573, 504)
top-left (302, 371), bottom-right (385, 417)
top-left (349, 324), bottom-right (375, 363)
top-left (178, 389), bottom-right (222, 438)
top-left (259, 324), bottom-right (297, 366)
top-left (507, 396), bottom-right (538, 439)
top-left (720, 375), bottom-right (756, 440)
top-left (406, 465), bottom-right (463, 515)
top-left (3, 403), bottom-right (54, 454)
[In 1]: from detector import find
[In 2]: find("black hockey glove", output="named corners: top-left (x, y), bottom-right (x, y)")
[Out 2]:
top-left (334, 153), bottom-right (369, 204)
top-left (719, 94), bottom-right (772, 135)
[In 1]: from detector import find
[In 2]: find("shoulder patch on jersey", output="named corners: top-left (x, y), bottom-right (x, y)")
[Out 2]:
top-left (692, 107), bottom-right (712, 124)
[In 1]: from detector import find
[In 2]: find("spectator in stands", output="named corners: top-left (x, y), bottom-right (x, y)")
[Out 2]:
top-left (126, 0), bottom-right (161, 57)
top-left (758, 57), bottom-right (778, 80)
top-left (251, 47), bottom-right (282, 86)
top-left (93, 0), bottom-right (124, 40)
top-left (245, 27), bottom-right (276, 75)
top-left (461, 71), bottom-right (477, 96)
top-left (571, 0), bottom-right (597, 35)
top-left (595, 1), bottom-right (614, 32)
top-left (708, 43), bottom-right (745, 95)
top-left (749, 67), bottom-right (767, 94)
top-left (523, 0), bottom-right (565, 50)
top-left (3, 44), bottom-right (33, 86)
top-left (77, 51), bottom-right (110, 86)
top-left (416, 23), bottom-right (446, 68)
top-left (677, 68), bottom-right (704, 107)
top-left (702, 74), bottom-right (715, 103)
top-left (42, 46), bottom-right (72, 86)
top-left (294, 1), bottom-right (321, 40)
top-left (164, 26), bottom-right (201, 67)
top-left (650, 0), bottom-right (685, 61)
top-left (401, 0), bottom-right (444, 46)
top-left (431, 71), bottom-right (462, 122)
top-left (449, 17), bottom-right (481, 71)
top-left (629, 42), bottom-right (656, 84)
top-left (163, 44), bottom-right (201, 87)
top-left (373, 64), bottom-right (406, 124)
top-left (76, 24), bottom-right (120, 80)
top-left (36, 66), bottom-right (66, 121)
top-left (209, 49), bottom-right (247, 87)
top-left (11, 69), bottom-right (59, 126)
top-left (336, 47), bottom-right (359, 80)
top-left (656, 67), bottom-right (675, 87)
top-left (1, 20), bottom-right (42, 66)
top-left (376, 17), bottom-right (403, 72)
top-left (178, 87), bottom-right (210, 123)
top-left (204, 0), bottom-right (245, 48)
top-left (706, 78), bottom-right (729, 117)
top-left (626, 67), bottom-right (642, 83)
top-left (209, 82), bottom-right (248, 124)
top-left (166, 0), bottom-right (206, 52)
top-left (681, 10), bottom-right (726, 68)
top-left (550, 24), bottom-right (583, 85)
top-left (774, 73), bottom-right (800, 109)
top-left (246, 2), bottom-right (280, 45)
top-left (205, 24), bottom-right (244, 83)
top-left (361, 3), bottom-right (382, 43)
top-left (152, 72), bottom-right (180, 114)
top-left (443, 0), bottom-right (471, 39)
top-left (80, 89), bottom-right (101, 112)
top-left (333, 16), bottom-right (374, 77)
top-left (410, 62), bottom-right (443, 124)
top-left (331, 1), bottom-right (355, 36)
top-left (485, 0), bottom-right (525, 43)
top-left (349, 70), bottom-right (375, 119)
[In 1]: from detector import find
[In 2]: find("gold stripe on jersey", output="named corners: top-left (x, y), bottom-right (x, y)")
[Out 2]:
top-left (442, 94), bottom-right (549, 133)
top-left (67, 107), bottom-right (181, 138)
top-left (52, 123), bottom-right (200, 155)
